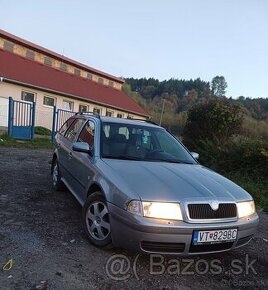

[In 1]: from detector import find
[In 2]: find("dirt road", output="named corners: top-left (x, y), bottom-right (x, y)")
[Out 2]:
top-left (0, 147), bottom-right (267, 289)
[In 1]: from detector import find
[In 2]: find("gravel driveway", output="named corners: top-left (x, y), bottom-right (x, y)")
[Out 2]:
top-left (0, 147), bottom-right (267, 290)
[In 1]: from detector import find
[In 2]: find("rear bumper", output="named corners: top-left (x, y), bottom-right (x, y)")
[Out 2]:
top-left (108, 203), bottom-right (259, 255)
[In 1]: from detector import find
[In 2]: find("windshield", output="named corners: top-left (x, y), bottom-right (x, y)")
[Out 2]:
top-left (101, 122), bottom-right (196, 164)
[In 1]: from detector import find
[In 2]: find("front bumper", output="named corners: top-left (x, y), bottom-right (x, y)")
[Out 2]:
top-left (108, 203), bottom-right (259, 255)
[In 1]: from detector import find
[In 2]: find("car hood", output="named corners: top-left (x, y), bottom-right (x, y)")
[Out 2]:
top-left (102, 159), bottom-right (252, 202)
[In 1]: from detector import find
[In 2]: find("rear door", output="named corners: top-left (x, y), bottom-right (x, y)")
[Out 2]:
top-left (59, 118), bottom-right (86, 189)
top-left (68, 120), bottom-right (96, 203)
top-left (55, 117), bottom-right (75, 177)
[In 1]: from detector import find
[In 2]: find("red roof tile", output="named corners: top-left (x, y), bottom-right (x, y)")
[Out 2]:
top-left (0, 49), bottom-right (148, 117)
top-left (0, 29), bottom-right (124, 83)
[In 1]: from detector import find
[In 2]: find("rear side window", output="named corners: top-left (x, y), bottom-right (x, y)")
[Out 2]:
top-left (65, 119), bottom-right (85, 142)
top-left (78, 121), bottom-right (95, 146)
top-left (58, 118), bottom-right (75, 136)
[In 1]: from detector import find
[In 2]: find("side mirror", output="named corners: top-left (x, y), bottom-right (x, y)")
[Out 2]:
top-left (72, 142), bottom-right (93, 156)
top-left (191, 152), bottom-right (199, 159)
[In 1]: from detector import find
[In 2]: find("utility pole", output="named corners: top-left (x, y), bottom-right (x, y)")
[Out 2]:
top-left (159, 99), bottom-right (165, 126)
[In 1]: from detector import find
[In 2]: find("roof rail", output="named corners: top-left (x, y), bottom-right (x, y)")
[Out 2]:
top-left (75, 111), bottom-right (100, 118)
top-left (128, 118), bottom-right (159, 126)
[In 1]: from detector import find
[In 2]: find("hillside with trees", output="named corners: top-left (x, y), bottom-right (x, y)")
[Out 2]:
top-left (123, 76), bottom-right (268, 212)
top-left (124, 76), bottom-right (268, 138)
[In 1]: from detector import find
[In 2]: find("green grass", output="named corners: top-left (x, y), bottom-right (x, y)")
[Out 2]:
top-left (34, 126), bottom-right (52, 136)
top-left (225, 172), bottom-right (268, 213)
top-left (0, 133), bottom-right (53, 149)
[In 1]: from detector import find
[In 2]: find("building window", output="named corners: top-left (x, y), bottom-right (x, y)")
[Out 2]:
top-left (43, 96), bottom-right (55, 107)
top-left (93, 108), bottom-right (101, 115)
top-left (106, 111), bottom-right (113, 117)
top-left (4, 41), bottom-right (14, 52)
top-left (108, 80), bottom-right (114, 87)
top-left (63, 100), bottom-right (74, 111)
top-left (117, 113), bottom-right (123, 118)
top-left (98, 78), bottom-right (104, 85)
top-left (21, 91), bottom-right (35, 102)
top-left (79, 104), bottom-right (88, 112)
top-left (26, 49), bottom-right (34, 60)
top-left (44, 57), bottom-right (52, 66)
top-left (74, 68), bottom-right (81, 76)
top-left (87, 73), bottom-right (93, 80)
top-left (60, 62), bottom-right (67, 71)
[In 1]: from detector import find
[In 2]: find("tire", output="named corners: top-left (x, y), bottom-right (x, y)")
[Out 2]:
top-left (82, 192), bottom-right (113, 248)
top-left (52, 160), bottom-right (65, 191)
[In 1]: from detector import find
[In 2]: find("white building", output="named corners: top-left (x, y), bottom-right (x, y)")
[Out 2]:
top-left (0, 29), bottom-right (148, 130)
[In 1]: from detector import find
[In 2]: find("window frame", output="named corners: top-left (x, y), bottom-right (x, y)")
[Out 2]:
top-left (117, 113), bottom-right (123, 118)
top-left (98, 77), bottom-right (104, 85)
top-left (58, 118), bottom-right (76, 136)
top-left (77, 120), bottom-right (95, 148)
top-left (21, 90), bottom-right (36, 103)
top-left (79, 104), bottom-right (89, 113)
top-left (87, 73), bottom-right (93, 80)
top-left (74, 68), bottom-right (81, 76)
top-left (106, 110), bottom-right (114, 117)
top-left (64, 118), bottom-right (86, 143)
top-left (43, 95), bottom-right (56, 107)
top-left (62, 99), bottom-right (74, 111)
top-left (100, 122), bottom-right (197, 163)
top-left (93, 107), bottom-right (102, 115)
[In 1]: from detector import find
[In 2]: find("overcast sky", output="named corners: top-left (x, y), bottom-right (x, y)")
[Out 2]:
top-left (1, 0), bottom-right (267, 98)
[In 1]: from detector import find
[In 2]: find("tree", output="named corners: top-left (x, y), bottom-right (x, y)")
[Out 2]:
top-left (211, 76), bottom-right (227, 97)
top-left (183, 99), bottom-right (243, 149)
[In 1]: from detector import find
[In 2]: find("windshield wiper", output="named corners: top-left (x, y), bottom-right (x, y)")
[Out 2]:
top-left (146, 158), bottom-right (194, 164)
top-left (103, 155), bottom-right (195, 164)
top-left (102, 155), bottom-right (143, 161)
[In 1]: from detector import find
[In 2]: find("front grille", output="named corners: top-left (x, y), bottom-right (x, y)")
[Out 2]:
top-left (188, 203), bottom-right (237, 220)
top-left (141, 241), bottom-right (185, 253)
top-left (189, 242), bottom-right (234, 253)
top-left (236, 235), bottom-right (253, 247)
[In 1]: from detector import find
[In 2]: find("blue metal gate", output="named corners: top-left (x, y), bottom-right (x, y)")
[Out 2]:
top-left (51, 107), bottom-right (76, 141)
top-left (8, 97), bottom-right (36, 140)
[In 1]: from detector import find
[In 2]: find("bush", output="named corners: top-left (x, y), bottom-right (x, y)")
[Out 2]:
top-left (197, 137), bottom-right (268, 179)
top-left (183, 99), bottom-right (243, 148)
top-left (241, 115), bottom-right (268, 140)
top-left (34, 126), bottom-right (52, 136)
top-left (196, 137), bottom-right (268, 212)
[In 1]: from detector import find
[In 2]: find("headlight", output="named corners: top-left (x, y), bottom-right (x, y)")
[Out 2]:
top-left (143, 202), bottom-right (183, 220)
top-left (127, 200), bottom-right (183, 220)
top-left (237, 201), bottom-right (256, 218)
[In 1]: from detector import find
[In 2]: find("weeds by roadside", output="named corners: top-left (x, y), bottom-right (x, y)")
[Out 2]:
top-left (0, 133), bottom-right (53, 149)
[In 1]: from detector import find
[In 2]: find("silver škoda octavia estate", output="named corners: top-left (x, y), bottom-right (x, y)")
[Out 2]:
top-left (51, 113), bottom-right (258, 254)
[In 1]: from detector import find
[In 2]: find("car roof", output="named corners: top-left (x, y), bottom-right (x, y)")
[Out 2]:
top-left (75, 113), bottom-right (161, 128)
top-left (100, 116), bottom-right (161, 128)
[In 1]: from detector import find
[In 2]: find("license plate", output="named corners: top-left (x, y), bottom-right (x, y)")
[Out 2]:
top-left (192, 228), bottom-right (237, 244)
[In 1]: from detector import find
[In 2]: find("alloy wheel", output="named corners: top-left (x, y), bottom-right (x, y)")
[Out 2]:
top-left (86, 201), bottom-right (110, 241)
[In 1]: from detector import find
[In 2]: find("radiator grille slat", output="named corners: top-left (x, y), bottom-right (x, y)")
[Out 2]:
top-left (188, 203), bottom-right (237, 219)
